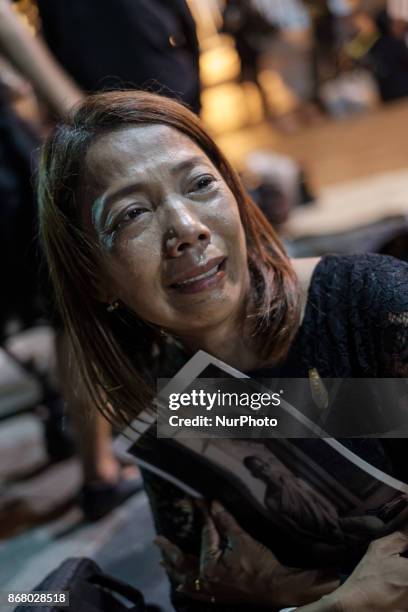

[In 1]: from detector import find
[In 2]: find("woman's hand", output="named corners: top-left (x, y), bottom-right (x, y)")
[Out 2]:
top-left (155, 500), bottom-right (340, 608)
top-left (323, 531), bottom-right (408, 612)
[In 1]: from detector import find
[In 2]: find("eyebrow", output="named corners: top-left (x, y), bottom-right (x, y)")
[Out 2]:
top-left (170, 155), bottom-right (206, 175)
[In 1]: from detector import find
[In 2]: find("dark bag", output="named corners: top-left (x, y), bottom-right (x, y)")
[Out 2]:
top-left (14, 557), bottom-right (161, 612)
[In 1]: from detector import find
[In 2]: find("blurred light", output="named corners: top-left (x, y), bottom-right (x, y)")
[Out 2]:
top-left (200, 35), bottom-right (241, 87)
top-left (201, 83), bottom-right (253, 134)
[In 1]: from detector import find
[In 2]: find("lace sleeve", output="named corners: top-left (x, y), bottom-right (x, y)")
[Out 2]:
top-left (300, 253), bottom-right (408, 378)
top-left (378, 311), bottom-right (408, 376)
top-left (366, 255), bottom-right (408, 377)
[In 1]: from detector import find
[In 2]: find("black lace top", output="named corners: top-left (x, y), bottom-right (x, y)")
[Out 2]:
top-left (142, 253), bottom-right (408, 611)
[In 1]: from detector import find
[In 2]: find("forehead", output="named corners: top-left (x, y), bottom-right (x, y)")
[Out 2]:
top-left (84, 124), bottom-right (212, 188)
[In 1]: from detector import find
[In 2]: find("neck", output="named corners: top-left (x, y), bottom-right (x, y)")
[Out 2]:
top-left (177, 297), bottom-right (264, 372)
top-left (181, 321), bottom-right (261, 372)
top-left (174, 256), bottom-right (318, 372)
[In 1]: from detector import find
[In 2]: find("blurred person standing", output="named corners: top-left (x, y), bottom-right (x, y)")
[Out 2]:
top-left (252, 0), bottom-right (315, 123)
top-left (222, 0), bottom-right (276, 85)
top-left (28, 0), bottom-right (201, 520)
top-left (365, 0), bottom-right (408, 101)
top-left (0, 0), bottom-right (180, 521)
top-left (36, 0), bottom-right (201, 114)
top-left (0, 0), bottom-right (82, 336)
top-left (234, 0), bottom-right (333, 129)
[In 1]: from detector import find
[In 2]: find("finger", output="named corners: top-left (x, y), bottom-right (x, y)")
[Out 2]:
top-left (200, 515), bottom-right (221, 575)
top-left (201, 514), bottom-right (221, 557)
top-left (154, 536), bottom-right (185, 568)
top-left (160, 558), bottom-right (197, 590)
top-left (211, 500), bottom-right (243, 537)
top-left (369, 530), bottom-right (408, 556)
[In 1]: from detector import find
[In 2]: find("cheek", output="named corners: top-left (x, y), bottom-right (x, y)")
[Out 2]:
top-left (207, 190), bottom-right (245, 241)
top-left (104, 235), bottom-right (162, 304)
top-left (213, 197), bottom-right (247, 268)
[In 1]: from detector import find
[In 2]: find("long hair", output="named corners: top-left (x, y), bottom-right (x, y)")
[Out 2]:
top-left (38, 90), bottom-right (300, 426)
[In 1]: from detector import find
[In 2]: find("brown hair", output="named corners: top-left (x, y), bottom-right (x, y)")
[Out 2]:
top-left (38, 90), bottom-right (300, 426)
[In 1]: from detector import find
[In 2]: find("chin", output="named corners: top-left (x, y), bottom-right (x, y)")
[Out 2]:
top-left (178, 293), bottom-right (240, 331)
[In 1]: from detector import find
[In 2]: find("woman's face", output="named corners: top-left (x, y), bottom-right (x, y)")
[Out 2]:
top-left (82, 124), bottom-right (249, 336)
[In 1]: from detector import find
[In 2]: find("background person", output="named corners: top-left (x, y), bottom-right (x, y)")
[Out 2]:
top-left (36, 0), bottom-right (201, 113)
top-left (1, 0), bottom-right (205, 523)
top-left (243, 455), bottom-right (343, 540)
top-left (0, 0), bottom-right (142, 521)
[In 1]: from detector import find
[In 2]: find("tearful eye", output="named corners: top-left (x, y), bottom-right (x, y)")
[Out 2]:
top-left (125, 208), bottom-right (147, 221)
top-left (190, 174), bottom-right (216, 193)
top-left (114, 205), bottom-right (150, 229)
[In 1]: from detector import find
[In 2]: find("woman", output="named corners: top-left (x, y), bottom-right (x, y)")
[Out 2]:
top-left (38, 90), bottom-right (408, 610)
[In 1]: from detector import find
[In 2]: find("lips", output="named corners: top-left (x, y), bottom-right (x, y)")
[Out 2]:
top-left (167, 256), bottom-right (226, 292)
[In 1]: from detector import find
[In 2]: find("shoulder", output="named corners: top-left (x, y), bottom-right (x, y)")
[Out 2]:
top-left (293, 253), bottom-right (408, 376)
top-left (311, 253), bottom-right (408, 318)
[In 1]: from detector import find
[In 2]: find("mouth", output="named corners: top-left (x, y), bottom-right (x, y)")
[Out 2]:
top-left (168, 257), bottom-right (227, 295)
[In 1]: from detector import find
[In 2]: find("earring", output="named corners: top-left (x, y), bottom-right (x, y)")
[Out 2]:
top-left (107, 300), bottom-right (119, 313)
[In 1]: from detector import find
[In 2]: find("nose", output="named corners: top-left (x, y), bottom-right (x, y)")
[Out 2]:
top-left (163, 203), bottom-right (211, 258)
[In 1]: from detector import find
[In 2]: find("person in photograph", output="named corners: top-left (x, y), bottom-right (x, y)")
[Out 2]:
top-left (243, 455), bottom-right (343, 540)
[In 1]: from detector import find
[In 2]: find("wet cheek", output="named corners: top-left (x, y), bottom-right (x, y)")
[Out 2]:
top-left (210, 198), bottom-right (246, 244)
top-left (108, 240), bottom-right (162, 302)
top-left (206, 197), bottom-right (241, 235)
top-left (217, 192), bottom-right (243, 228)
top-left (213, 227), bottom-right (246, 287)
